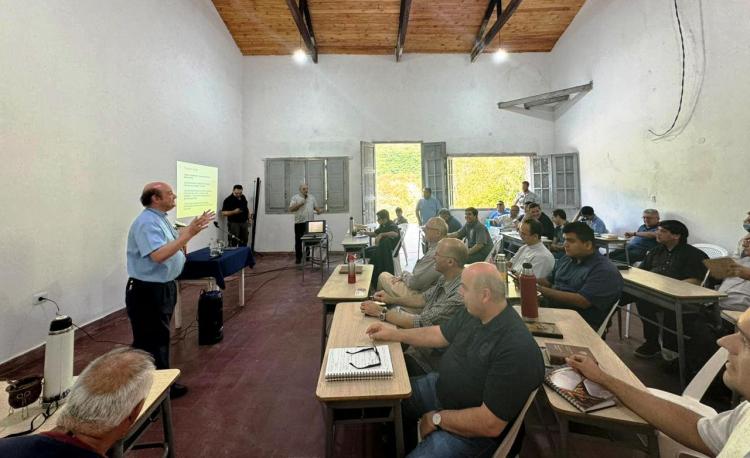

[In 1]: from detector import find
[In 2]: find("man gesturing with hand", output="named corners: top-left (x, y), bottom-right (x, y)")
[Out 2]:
top-left (126, 181), bottom-right (214, 399)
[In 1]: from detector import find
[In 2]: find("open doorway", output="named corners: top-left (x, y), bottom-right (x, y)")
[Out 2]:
top-left (374, 143), bottom-right (422, 222)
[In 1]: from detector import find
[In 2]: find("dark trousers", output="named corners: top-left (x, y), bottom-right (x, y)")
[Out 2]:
top-left (294, 222), bottom-right (307, 263)
top-left (228, 222), bottom-right (249, 247)
top-left (125, 278), bottom-right (177, 370)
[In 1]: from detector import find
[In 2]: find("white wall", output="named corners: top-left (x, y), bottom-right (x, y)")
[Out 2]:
top-left (549, 0), bottom-right (750, 250)
top-left (243, 54), bottom-right (554, 251)
top-left (0, 0), bottom-right (243, 363)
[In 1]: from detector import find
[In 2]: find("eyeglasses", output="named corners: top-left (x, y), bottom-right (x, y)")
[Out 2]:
top-left (6, 402), bottom-right (58, 438)
top-left (346, 346), bottom-right (381, 369)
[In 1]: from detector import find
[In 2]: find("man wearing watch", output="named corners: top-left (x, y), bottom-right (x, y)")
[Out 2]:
top-left (366, 263), bottom-right (544, 457)
top-left (360, 238), bottom-right (467, 375)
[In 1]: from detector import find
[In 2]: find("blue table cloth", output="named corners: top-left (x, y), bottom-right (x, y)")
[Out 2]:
top-left (177, 247), bottom-right (255, 289)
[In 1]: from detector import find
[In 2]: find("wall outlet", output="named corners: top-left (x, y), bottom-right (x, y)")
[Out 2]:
top-left (32, 291), bottom-right (49, 306)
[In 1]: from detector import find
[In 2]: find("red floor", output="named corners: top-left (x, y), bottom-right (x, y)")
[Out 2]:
top-left (1, 254), bottom-right (731, 457)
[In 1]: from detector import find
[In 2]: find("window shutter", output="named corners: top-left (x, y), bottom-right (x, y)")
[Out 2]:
top-left (265, 159), bottom-right (288, 213)
top-left (531, 157), bottom-right (552, 208)
top-left (306, 159), bottom-right (325, 208)
top-left (421, 142), bottom-right (447, 208)
top-left (551, 153), bottom-right (580, 209)
top-left (326, 157), bottom-right (348, 213)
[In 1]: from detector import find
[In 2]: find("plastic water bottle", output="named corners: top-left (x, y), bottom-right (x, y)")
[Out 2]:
top-left (347, 253), bottom-right (356, 284)
top-left (519, 263), bottom-right (539, 320)
top-left (485, 218), bottom-right (491, 229)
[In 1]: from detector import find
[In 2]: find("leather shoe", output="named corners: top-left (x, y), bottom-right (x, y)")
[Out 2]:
top-left (170, 383), bottom-right (188, 399)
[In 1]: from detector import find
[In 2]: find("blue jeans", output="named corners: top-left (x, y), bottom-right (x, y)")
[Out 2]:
top-left (404, 373), bottom-right (500, 458)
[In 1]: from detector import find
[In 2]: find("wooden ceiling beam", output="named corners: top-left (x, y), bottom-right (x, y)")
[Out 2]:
top-left (395, 0), bottom-right (412, 62)
top-left (474, 0), bottom-right (499, 50)
top-left (286, 0), bottom-right (318, 63)
top-left (470, 0), bottom-right (523, 62)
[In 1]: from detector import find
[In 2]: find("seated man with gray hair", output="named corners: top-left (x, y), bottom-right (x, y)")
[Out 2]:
top-left (0, 347), bottom-right (155, 457)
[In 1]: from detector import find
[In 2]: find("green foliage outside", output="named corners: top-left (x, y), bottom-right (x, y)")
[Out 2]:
top-left (451, 156), bottom-right (527, 209)
top-left (375, 144), bottom-right (422, 223)
top-left (374, 144), bottom-right (527, 222)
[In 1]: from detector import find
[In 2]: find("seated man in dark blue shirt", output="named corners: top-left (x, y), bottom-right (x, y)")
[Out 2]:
top-left (366, 263), bottom-right (544, 457)
top-left (537, 222), bottom-right (623, 330)
top-left (610, 209), bottom-right (660, 264)
top-left (634, 220), bottom-right (709, 363)
top-left (0, 348), bottom-right (155, 458)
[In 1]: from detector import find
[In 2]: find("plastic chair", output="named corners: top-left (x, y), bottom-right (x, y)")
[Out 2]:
top-left (647, 347), bottom-right (728, 458)
top-left (597, 300), bottom-right (620, 338)
top-left (392, 228), bottom-right (405, 276)
top-left (694, 243), bottom-right (729, 287)
top-left (398, 223), bottom-right (409, 263)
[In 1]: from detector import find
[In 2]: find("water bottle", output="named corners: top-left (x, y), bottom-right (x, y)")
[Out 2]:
top-left (347, 253), bottom-right (356, 284)
top-left (485, 217), bottom-right (491, 229)
top-left (519, 263), bottom-right (539, 320)
top-left (495, 254), bottom-right (508, 285)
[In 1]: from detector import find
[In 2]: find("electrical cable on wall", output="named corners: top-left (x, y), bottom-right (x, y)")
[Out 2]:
top-left (649, 0), bottom-right (686, 138)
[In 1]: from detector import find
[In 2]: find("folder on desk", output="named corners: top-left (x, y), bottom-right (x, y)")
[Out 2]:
top-left (325, 345), bottom-right (394, 381)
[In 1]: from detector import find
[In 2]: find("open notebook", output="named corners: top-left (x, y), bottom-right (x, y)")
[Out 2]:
top-left (325, 345), bottom-right (394, 381)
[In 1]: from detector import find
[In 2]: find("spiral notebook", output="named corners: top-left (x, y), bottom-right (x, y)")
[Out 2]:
top-left (325, 345), bottom-right (394, 381)
top-left (544, 366), bottom-right (616, 413)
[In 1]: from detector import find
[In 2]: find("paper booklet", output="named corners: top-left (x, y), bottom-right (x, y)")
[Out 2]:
top-left (325, 345), bottom-right (394, 382)
top-left (544, 366), bottom-right (616, 413)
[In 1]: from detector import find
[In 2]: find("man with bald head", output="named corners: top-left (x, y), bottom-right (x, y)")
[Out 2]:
top-left (289, 183), bottom-right (323, 264)
top-left (367, 263), bottom-right (544, 457)
top-left (567, 307), bottom-right (750, 457)
top-left (0, 348), bottom-right (155, 457)
top-left (126, 182), bottom-right (213, 398)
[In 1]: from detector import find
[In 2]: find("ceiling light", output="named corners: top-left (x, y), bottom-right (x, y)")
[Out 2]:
top-left (492, 48), bottom-right (508, 63)
top-left (293, 49), bottom-right (308, 64)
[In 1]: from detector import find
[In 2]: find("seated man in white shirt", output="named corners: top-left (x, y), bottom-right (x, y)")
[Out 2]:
top-left (377, 217), bottom-right (447, 299)
top-left (715, 234), bottom-right (750, 312)
top-left (508, 218), bottom-right (555, 279)
top-left (567, 307), bottom-right (750, 458)
top-left (491, 205), bottom-right (520, 230)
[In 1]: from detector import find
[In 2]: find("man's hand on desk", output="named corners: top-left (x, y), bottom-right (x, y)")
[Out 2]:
top-left (366, 322), bottom-right (397, 341)
top-left (566, 354), bottom-right (609, 386)
top-left (360, 300), bottom-right (386, 317)
top-left (372, 290), bottom-right (396, 304)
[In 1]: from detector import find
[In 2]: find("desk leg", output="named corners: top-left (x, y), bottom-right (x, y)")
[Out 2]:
top-left (394, 401), bottom-right (405, 458)
top-left (321, 302), bottom-right (327, 363)
top-left (111, 442), bottom-right (125, 458)
top-left (162, 396), bottom-right (176, 458)
top-left (676, 301), bottom-right (687, 390)
top-left (325, 405), bottom-right (334, 458)
top-left (557, 416), bottom-right (569, 458)
top-left (239, 268), bottom-right (245, 307)
top-left (175, 283), bottom-right (182, 329)
top-left (625, 244), bottom-right (631, 266)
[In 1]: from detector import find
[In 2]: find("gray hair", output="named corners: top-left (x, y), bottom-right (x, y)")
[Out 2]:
top-left (471, 266), bottom-right (506, 301)
top-left (426, 217), bottom-right (448, 236)
top-left (56, 348), bottom-right (155, 436)
top-left (643, 208), bottom-right (659, 217)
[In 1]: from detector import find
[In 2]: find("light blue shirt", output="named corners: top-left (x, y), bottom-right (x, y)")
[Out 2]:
top-left (416, 197), bottom-right (441, 224)
top-left (127, 208), bottom-right (186, 282)
top-left (585, 216), bottom-right (608, 234)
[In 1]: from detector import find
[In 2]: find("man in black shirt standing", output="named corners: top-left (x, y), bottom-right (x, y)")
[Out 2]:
top-left (367, 262), bottom-right (544, 457)
top-left (221, 184), bottom-right (251, 247)
top-left (634, 220), bottom-right (709, 364)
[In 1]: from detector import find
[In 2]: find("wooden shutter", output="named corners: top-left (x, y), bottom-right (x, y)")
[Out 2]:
top-left (265, 159), bottom-right (288, 213)
top-left (306, 159), bottom-right (325, 209)
top-left (326, 157), bottom-right (348, 213)
top-left (361, 142), bottom-right (376, 224)
top-left (530, 157), bottom-right (552, 209)
top-left (421, 142), bottom-right (447, 208)
top-left (551, 153), bottom-right (580, 209)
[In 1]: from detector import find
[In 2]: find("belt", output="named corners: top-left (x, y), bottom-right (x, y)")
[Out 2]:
top-left (128, 277), bottom-right (175, 287)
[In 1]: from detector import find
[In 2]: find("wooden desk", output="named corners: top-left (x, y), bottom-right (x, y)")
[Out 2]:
top-left (1, 369), bottom-right (180, 457)
top-left (316, 302), bottom-right (411, 458)
top-left (318, 264), bottom-right (374, 358)
top-left (341, 234), bottom-right (370, 259)
top-left (517, 307), bottom-right (657, 457)
top-left (621, 267), bottom-right (726, 389)
top-left (721, 310), bottom-right (742, 326)
top-left (594, 236), bottom-right (629, 265)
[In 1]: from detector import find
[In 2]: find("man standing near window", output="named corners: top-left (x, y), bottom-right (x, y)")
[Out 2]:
top-left (416, 187), bottom-right (441, 226)
top-left (288, 183), bottom-right (323, 264)
top-left (221, 185), bottom-right (251, 247)
top-left (512, 180), bottom-right (538, 208)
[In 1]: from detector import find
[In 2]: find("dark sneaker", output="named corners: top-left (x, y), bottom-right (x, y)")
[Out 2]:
top-left (170, 383), bottom-right (188, 399)
top-left (634, 342), bottom-right (661, 359)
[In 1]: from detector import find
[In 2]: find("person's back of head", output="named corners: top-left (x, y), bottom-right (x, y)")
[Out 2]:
top-left (57, 348), bottom-right (155, 443)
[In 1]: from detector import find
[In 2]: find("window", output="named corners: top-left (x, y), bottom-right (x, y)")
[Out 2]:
top-left (447, 156), bottom-right (527, 209)
top-left (530, 153), bottom-right (580, 209)
top-left (265, 157), bottom-right (349, 214)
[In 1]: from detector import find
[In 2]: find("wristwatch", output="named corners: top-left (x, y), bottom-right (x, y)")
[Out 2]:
top-left (378, 307), bottom-right (387, 321)
top-left (432, 411), bottom-right (442, 430)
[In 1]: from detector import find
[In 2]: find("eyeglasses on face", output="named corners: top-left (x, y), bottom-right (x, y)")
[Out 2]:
top-left (346, 346), bottom-right (382, 369)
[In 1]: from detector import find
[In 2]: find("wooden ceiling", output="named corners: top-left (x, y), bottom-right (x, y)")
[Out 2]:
top-left (213, 0), bottom-right (585, 58)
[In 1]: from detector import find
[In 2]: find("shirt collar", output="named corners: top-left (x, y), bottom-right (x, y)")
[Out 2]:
top-left (145, 207), bottom-right (168, 217)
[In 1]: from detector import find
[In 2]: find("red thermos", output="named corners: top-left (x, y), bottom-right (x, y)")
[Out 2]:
top-left (347, 253), bottom-right (356, 284)
top-left (519, 262), bottom-right (539, 319)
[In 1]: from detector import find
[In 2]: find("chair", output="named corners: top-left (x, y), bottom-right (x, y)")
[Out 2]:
top-left (597, 300), bottom-right (620, 338)
top-left (492, 388), bottom-right (538, 458)
top-left (392, 228), bottom-right (405, 276)
top-left (398, 223), bottom-right (409, 263)
top-left (647, 347), bottom-right (728, 458)
top-left (694, 243), bottom-right (729, 287)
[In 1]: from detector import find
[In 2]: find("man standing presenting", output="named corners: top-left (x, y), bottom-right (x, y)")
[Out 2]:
top-left (126, 182), bottom-right (214, 398)
top-left (221, 184), bottom-right (251, 247)
top-left (288, 183), bottom-right (323, 264)
top-left (366, 263), bottom-right (544, 456)
top-left (512, 180), bottom-right (538, 208)
top-left (416, 187), bottom-right (441, 225)
top-left (448, 207), bottom-right (492, 263)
